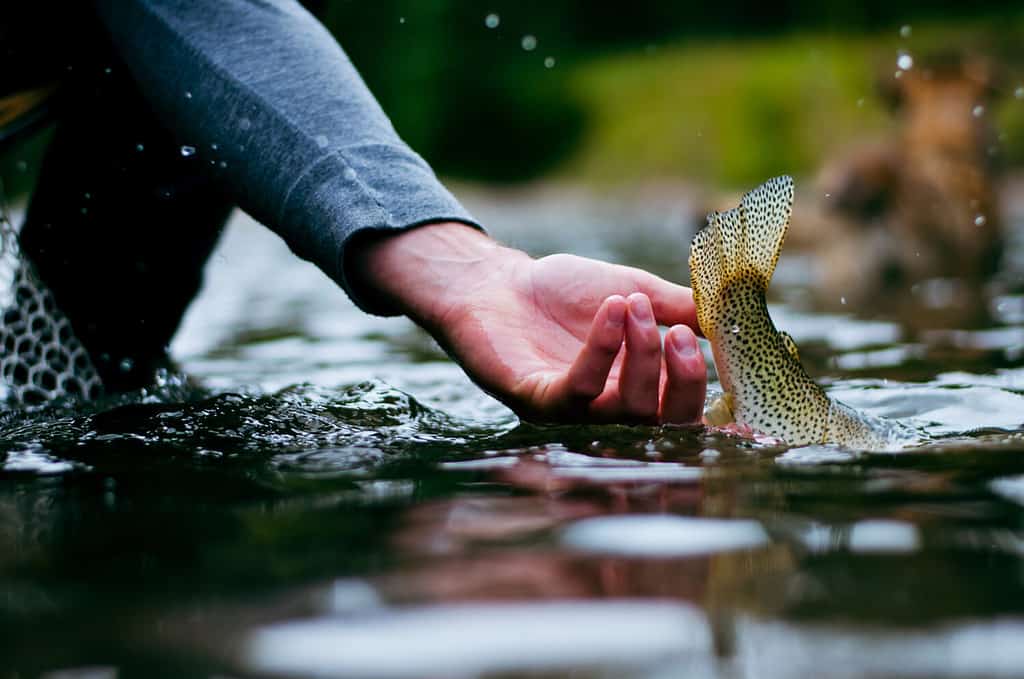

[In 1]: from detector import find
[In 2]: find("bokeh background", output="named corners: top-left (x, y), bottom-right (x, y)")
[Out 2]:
top-left (308, 0), bottom-right (1024, 186)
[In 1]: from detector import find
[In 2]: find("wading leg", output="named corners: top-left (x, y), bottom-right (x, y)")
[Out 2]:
top-left (19, 49), bottom-right (233, 394)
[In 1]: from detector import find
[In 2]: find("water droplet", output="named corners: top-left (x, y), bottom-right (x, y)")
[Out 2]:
top-left (315, 134), bottom-right (329, 148)
top-left (103, 67), bottom-right (112, 75)
top-left (185, 91), bottom-right (193, 100)
top-left (343, 167), bottom-right (357, 181)
top-left (180, 145), bottom-right (196, 157)
top-left (730, 324), bottom-right (740, 335)
top-left (1016, 86), bottom-right (1024, 100)
top-left (544, 56), bottom-right (555, 68)
top-left (972, 105), bottom-right (985, 117)
top-left (399, 16), bottom-right (405, 24)
top-left (218, 160), bottom-right (228, 169)
top-left (521, 35), bottom-right (537, 51)
top-left (135, 143), bottom-right (145, 152)
top-left (897, 52), bottom-right (913, 70)
top-left (119, 357), bottom-right (134, 372)
top-left (856, 97), bottom-right (865, 107)
top-left (894, 70), bottom-right (903, 80)
top-left (80, 207), bottom-right (88, 215)
top-left (840, 296), bottom-right (847, 305)
top-left (83, 192), bottom-right (91, 200)
top-left (239, 117), bottom-right (252, 131)
top-left (974, 214), bottom-right (987, 226)
top-left (484, 13), bottom-right (500, 28)
top-left (14, 160), bottom-right (27, 173)
top-left (824, 192), bottom-right (831, 199)
top-left (899, 25), bottom-right (912, 38)
top-left (211, 143), bottom-right (219, 151)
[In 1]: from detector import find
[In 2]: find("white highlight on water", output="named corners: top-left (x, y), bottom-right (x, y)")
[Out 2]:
top-left (562, 514), bottom-right (769, 556)
top-left (484, 13), bottom-right (500, 28)
top-left (244, 601), bottom-right (711, 678)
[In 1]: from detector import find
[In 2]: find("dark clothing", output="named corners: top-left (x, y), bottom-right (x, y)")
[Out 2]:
top-left (16, 0), bottom-right (478, 391)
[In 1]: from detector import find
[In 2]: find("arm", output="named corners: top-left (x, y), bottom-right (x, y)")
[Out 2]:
top-left (95, 0), bottom-right (478, 313)
top-left (96, 0), bottom-right (707, 423)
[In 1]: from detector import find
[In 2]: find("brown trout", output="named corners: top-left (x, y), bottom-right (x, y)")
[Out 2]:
top-left (689, 176), bottom-right (914, 450)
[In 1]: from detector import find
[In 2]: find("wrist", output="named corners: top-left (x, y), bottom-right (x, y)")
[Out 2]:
top-left (349, 221), bottom-right (527, 327)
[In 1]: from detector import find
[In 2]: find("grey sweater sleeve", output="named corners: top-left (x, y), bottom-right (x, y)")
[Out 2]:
top-left (94, 0), bottom-right (480, 315)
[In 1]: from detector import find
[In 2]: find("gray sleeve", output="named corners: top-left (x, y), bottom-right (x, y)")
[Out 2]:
top-left (94, 0), bottom-right (481, 315)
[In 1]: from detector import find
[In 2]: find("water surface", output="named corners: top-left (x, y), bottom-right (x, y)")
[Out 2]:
top-left (2, 186), bottom-right (1023, 678)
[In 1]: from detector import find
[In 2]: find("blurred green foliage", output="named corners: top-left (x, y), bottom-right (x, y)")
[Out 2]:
top-left (318, 0), bottom-right (1024, 186)
top-left (568, 23), bottom-right (1024, 186)
top-left (3, 1), bottom-right (1024, 190)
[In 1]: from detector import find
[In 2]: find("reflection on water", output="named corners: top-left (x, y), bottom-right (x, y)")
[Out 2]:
top-left (1, 189), bottom-right (1023, 678)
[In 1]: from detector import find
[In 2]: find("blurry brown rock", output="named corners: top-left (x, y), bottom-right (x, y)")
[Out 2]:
top-left (798, 53), bottom-right (1004, 309)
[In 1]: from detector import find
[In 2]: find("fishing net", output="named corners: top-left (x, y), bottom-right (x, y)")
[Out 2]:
top-left (0, 194), bottom-right (102, 404)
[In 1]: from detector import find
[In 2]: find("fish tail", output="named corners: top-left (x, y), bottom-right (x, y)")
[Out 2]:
top-left (688, 175), bottom-right (794, 335)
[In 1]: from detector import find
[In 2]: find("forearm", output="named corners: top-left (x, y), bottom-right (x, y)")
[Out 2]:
top-left (349, 222), bottom-right (530, 326)
top-left (94, 0), bottom-right (479, 312)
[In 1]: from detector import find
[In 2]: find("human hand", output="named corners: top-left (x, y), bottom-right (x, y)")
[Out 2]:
top-left (351, 222), bottom-right (707, 424)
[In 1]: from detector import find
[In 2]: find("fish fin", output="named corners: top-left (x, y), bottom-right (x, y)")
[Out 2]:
top-left (704, 392), bottom-right (735, 426)
top-left (780, 331), bottom-right (800, 361)
top-left (688, 211), bottom-right (725, 336)
top-left (716, 207), bottom-right (744, 284)
top-left (737, 175), bottom-right (793, 286)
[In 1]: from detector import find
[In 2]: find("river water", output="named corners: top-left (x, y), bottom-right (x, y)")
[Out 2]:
top-left (1, 184), bottom-right (1023, 678)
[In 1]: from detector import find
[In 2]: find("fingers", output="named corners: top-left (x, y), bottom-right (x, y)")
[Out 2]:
top-left (557, 293), bottom-right (705, 426)
top-left (659, 324), bottom-right (707, 424)
top-left (616, 293), bottom-right (662, 422)
top-left (632, 270), bottom-right (701, 335)
top-left (563, 295), bottom-right (627, 401)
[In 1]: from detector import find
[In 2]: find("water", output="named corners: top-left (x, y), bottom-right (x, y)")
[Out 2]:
top-left (2, 185), bottom-right (1023, 678)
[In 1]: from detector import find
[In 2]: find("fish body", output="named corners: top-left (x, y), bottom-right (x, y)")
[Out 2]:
top-left (689, 176), bottom-right (910, 449)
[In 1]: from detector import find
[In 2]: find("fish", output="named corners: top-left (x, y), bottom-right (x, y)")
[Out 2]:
top-left (688, 175), bottom-right (915, 450)
top-left (0, 193), bottom-right (103, 405)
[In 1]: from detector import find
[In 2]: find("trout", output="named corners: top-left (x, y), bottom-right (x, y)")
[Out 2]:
top-left (689, 175), bottom-right (914, 450)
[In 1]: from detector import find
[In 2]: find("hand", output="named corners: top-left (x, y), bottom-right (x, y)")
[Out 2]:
top-left (351, 223), bottom-right (707, 424)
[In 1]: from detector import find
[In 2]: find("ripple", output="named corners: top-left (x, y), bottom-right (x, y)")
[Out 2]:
top-left (829, 383), bottom-right (1024, 436)
top-left (2, 445), bottom-right (81, 475)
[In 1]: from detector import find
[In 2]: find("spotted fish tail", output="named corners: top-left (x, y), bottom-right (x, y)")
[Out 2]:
top-left (688, 175), bottom-right (794, 336)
